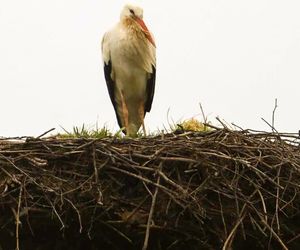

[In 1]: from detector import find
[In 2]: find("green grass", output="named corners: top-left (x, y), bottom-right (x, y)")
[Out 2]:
top-left (57, 124), bottom-right (120, 139)
top-left (56, 117), bottom-right (213, 139)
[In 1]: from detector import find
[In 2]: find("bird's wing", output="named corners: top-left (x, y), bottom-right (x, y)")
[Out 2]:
top-left (144, 44), bottom-right (156, 113)
top-left (145, 65), bottom-right (156, 113)
top-left (101, 32), bottom-right (123, 129)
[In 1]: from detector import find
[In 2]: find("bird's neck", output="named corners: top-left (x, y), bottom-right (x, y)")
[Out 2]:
top-left (121, 18), bottom-right (140, 33)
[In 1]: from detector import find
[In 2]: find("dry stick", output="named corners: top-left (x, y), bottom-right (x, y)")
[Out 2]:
top-left (87, 205), bottom-right (98, 239)
top-left (74, 139), bottom-right (97, 151)
top-left (218, 192), bottom-right (228, 238)
top-left (0, 153), bottom-right (44, 189)
top-left (65, 198), bottom-right (83, 233)
top-left (199, 102), bottom-right (209, 131)
top-left (261, 117), bottom-right (279, 134)
top-left (275, 165), bottom-right (281, 233)
top-left (260, 217), bottom-right (288, 250)
top-left (222, 204), bottom-right (247, 250)
top-left (199, 103), bottom-right (206, 123)
top-left (272, 98), bottom-right (278, 133)
top-left (62, 174), bottom-right (94, 195)
top-left (132, 152), bottom-right (197, 164)
top-left (245, 163), bottom-right (284, 189)
top-left (15, 185), bottom-right (22, 250)
top-left (111, 165), bottom-right (187, 209)
top-left (124, 196), bottom-right (149, 223)
top-left (287, 233), bottom-right (300, 244)
top-left (0, 149), bottom-right (34, 154)
top-left (280, 184), bottom-right (298, 211)
top-left (249, 214), bottom-right (268, 237)
top-left (216, 117), bottom-right (230, 129)
top-left (142, 164), bottom-right (162, 250)
top-left (45, 196), bottom-right (65, 230)
top-left (257, 189), bottom-right (268, 227)
top-left (157, 170), bottom-right (187, 194)
top-left (105, 222), bottom-right (134, 245)
top-left (36, 128), bottom-right (56, 139)
top-left (92, 145), bottom-right (98, 183)
top-left (109, 166), bottom-right (177, 196)
top-left (0, 167), bottom-right (21, 184)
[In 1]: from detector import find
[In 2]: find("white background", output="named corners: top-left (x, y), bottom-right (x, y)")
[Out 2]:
top-left (1, 0), bottom-right (300, 136)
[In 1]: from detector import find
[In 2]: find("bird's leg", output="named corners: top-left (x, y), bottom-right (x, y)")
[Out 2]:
top-left (139, 103), bottom-right (146, 136)
top-left (120, 91), bottom-right (129, 133)
top-left (142, 120), bottom-right (146, 136)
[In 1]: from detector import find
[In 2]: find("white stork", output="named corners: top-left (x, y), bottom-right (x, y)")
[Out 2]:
top-left (101, 4), bottom-right (156, 137)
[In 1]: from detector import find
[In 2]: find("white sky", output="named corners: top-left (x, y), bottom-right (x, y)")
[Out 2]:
top-left (1, 0), bottom-right (300, 136)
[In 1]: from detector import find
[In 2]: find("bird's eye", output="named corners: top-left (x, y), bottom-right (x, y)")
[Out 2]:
top-left (129, 9), bottom-right (135, 15)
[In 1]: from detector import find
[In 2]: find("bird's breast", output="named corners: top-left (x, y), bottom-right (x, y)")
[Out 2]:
top-left (110, 25), bottom-right (154, 72)
top-left (108, 23), bottom-right (154, 102)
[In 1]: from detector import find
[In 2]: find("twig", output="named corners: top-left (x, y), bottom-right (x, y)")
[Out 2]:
top-left (199, 103), bottom-right (208, 127)
top-left (222, 205), bottom-right (246, 250)
top-left (142, 163), bottom-right (162, 250)
top-left (287, 233), bottom-right (300, 244)
top-left (92, 145), bottom-right (98, 183)
top-left (109, 166), bottom-right (177, 196)
top-left (65, 198), bottom-right (83, 233)
top-left (216, 117), bottom-right (229, 129)
top-left (37, 128), bottom-right (56, 139)
top-left (45, 196), bottom-right (65, 230)
top-left (272, 98), bottom-right (278, 132)
top-left (260, 217), bottom-right (288, 250)
top-left (275, 165), bottom-right (281, 233)
top-left (218, 192), bottom-right (227, 238)
top-left (257, 189), bottom-right (268, 228)
top-left (15, 185), bottom-right (22, 250)
top-left (261, 117), bottom-right (279, 134)
top-left (157, 170), bottom-right (187, 194)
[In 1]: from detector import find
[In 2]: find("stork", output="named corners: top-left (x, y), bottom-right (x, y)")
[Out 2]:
top-left (101, 4), bottom-right (156, 137)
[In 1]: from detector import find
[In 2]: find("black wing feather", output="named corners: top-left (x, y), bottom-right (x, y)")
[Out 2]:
top-left (104, 60), bottom-right (124, 130)
top-left (144, 65), bottom-right (156, 114)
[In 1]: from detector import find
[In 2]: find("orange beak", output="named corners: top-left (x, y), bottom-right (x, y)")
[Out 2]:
top-left (134, 17), bottom-right (156, 47)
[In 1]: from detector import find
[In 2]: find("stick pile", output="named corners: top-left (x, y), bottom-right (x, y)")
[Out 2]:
top-left (0, 128), bottom-right (300, 250)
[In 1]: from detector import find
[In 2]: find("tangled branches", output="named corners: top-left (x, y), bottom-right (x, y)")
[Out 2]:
top-left (0, 128), bottom-right (300, 249)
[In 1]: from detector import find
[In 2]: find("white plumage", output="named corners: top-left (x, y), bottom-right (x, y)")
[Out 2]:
top-left (102, 4), bottom-right (156, 137)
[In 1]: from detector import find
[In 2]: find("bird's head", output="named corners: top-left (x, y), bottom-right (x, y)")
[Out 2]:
top-left (120, 4), bottom-right (155, 47)
top-left (120, 4), bottom-right (144, 21)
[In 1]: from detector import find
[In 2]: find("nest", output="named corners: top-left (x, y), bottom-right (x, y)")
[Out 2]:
top-left (0, 127), bottom-right (300, 250)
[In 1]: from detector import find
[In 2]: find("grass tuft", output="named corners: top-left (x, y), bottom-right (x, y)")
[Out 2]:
top-left (57, 124), bottom-right (114, 139)
top-left (176, 118), bottom-right (212, 132)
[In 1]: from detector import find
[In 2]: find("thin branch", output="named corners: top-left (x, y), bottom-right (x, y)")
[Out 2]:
top-left (222, 205), bottom-right (247, 250)
top-left (272, 98), bottom-right (278, 132)
top-left (260, 217), bottom-right (288, 250)
top-left (37, 128), bottom-right (56, 139)
top-left (261, 117), bottom-right (279, 134)
top-left (15, 185), bottom-right (22, 250)
top-left (142, 163), bottom-right (162, 250)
